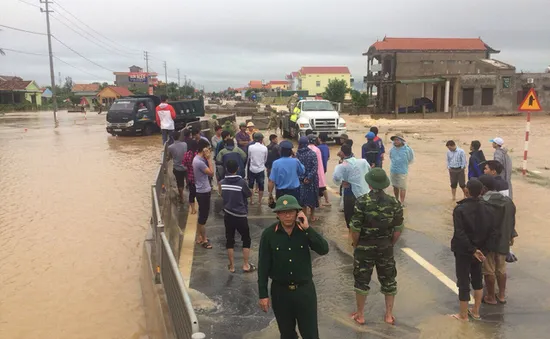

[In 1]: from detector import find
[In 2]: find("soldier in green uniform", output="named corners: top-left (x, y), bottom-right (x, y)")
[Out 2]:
top-left (267, 107), bottom-right (280, 134)
top-left (349, 168), bottom-right (404, 326)
top-left (222, 120), bottom-right (236, 137)
top-left (258, 195), bottom-right (329, 339)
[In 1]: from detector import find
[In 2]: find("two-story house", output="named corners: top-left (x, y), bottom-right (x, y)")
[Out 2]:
top-left (298, 66), bottom-right (351, 96)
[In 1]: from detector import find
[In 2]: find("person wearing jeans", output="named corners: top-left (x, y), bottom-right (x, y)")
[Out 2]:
top-left (450, 179), bottom-right (492, 321)
top-left (155, 94), bottom-right (176, 145)
top-left (192, 139), bottom-right (215, 249)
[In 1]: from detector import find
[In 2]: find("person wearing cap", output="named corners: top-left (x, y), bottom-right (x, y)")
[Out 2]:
top-left (446, 140), bottom-right (468, 201)
top-left (248, 132), bottom-right (268, 205)
top-left (307, 134), bottom-right (330, 207)
top-left (268, 140), bottom-right (305, 203)
top-left (296, 136), bottom-right (320, 221)
top-left (477, 175), bottom-right (517, 306)
top-left (222, 120), bottom-right (236, 137)
top-left (246, 121), bottom-right (258, 139)
top-left (389, 133), bottom-right (414, 205)
top-left (362, 131), bottom-right (380, 168)
top-left (370, 126), bottom-right (385, 167)
top-left (490, 137), bottom-right (513, 199)
top-left (333, 144), bottom-right (371, 229)
top-left (236, 122), bottom-right (251, 154)
top-left (450, 179), bottom-right (492, 321)
top-left (257, 195), bottom-right (329, 339)
top-left (349, 168), bottom-right (404, 325)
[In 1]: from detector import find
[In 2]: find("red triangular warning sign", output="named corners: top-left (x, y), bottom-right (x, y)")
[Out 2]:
top-left (518, 88), bottom-right (542, 112)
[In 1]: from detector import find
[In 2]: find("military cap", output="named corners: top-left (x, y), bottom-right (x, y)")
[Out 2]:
top-left (280, 140), bottom-right (293, 149)
top-left (365, 168), bottom-right (391, 190)
top-left (273, 195), bottom-right (302, 212)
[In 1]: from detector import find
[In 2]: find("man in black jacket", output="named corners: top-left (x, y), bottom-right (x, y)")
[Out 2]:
top-left (450, 179), bottom-right (492, 321)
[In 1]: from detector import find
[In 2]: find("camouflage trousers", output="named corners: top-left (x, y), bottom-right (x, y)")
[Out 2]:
top-left (267, 116), bottom-right (279, 130)
top-left (353, 244), bottom-right (397, 296)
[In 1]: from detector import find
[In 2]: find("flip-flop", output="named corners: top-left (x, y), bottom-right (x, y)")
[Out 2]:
top-left (350, 312), bottom-right (366, 325)
top-left (243, 263), bottom-right (257, 273)
top-left (227, 265), bottom-right (235, 273)
top-left (201, 241), bottom-right (212, 249)
top-left (495, 294), bottom-right (507, 304)
top-left (468, 309), bottom-right (481, 321)
top-left (449, 314), bottom-right (469, 322)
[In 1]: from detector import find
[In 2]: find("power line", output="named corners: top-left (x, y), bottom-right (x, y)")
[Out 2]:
top-left (53, 56), bottom-right (104, 79)
top-left (17, 0), bottom-right (40, 9)
top-left (1, 47), bottom-right (46, 56)
top-left (0, 24), bottom-right (46, 35)
top-left (54, 0), bottom-right (142, 53)
top-left (49, 13), bottom-right (138, 58)
top-left (52, 36), bottom-right (115, 72)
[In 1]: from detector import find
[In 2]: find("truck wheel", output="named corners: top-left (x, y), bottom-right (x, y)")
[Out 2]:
top-left (143, 124), bottom-right (154, 136)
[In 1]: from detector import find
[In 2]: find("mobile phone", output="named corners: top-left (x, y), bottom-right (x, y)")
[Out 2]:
top-left (297, 217), bottom-right (305, 224)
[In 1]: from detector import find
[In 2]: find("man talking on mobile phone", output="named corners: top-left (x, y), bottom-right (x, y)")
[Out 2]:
top-left (257, 195), bottom-right (329, 339)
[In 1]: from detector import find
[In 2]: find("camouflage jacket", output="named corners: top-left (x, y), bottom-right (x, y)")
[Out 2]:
top-left (349, 190), bottom-right (404, 246)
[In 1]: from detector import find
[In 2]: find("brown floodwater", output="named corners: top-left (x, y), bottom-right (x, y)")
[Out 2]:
top-left (0, 111), bottom-right (158, 339)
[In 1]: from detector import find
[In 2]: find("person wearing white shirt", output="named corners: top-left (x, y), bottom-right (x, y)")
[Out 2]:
top-left (446, 140), bottom-right (468, 200)
top-left (247, 133), bottom-right (268, 205)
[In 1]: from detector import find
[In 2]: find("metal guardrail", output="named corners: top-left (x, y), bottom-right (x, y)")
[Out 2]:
top-left (150, 143), bottom-right (205, 339)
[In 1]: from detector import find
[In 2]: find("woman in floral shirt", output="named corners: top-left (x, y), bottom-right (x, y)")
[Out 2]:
top-left (296, 136), bottom-right (319, 221)
top-left (183, 140), bottom-right (199, 214)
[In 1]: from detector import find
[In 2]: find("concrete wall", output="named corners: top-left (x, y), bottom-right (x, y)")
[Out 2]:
top-left (395, 51), bottom-right (487, 78)
top-left (300, 74), bottom-right (351, 96)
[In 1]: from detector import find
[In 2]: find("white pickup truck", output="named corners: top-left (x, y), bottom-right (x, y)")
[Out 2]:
top-left (280, 99), bottom-right (347, 143)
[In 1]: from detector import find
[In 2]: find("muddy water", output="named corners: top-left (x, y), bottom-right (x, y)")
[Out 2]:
top-left (0, 112), bottom-right (158, 339)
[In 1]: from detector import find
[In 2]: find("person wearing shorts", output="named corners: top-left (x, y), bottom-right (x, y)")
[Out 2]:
top-left (389, 134), bottom-right (414, 205)
top-left (220, 159), bottom-right (256, 273)
top-left (247, 133), bottom-right (268, 206)
top-left (446, 140), bottom-right (467, 200)
top-left (192, 139), bottom-right (215, 249)
top-left (167, 130), bottom-right (188, 203)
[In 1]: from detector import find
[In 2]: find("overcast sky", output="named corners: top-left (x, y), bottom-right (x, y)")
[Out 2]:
top-left (1, 0), bottom-right (549, 91)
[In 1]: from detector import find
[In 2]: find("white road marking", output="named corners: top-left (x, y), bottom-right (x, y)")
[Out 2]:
top-left (179, 210), bottom-right (198, 289)
top-left (401, 247), bottom-right (474, 304)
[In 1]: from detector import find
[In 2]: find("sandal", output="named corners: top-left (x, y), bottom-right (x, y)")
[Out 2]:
top-left (467, 309), bottom-right (481, 321)
top-left (227, 265), bottom-right (235, 273)
top-left (201, 241), bottom-right (212, 249)
top-left (449, 314), bottom-right (468, 322)
top-left (243, 263), bottom-right (257, 273)
top-left (495, 294), bottom-right (507, 304)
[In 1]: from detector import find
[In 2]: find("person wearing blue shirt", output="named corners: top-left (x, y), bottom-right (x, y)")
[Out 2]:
top-left (446, 140), bottom-right (468, 200)
top-left (268, 140), bottom-right (305, 202)
top-left (389, 134), bottom-right (414, 205)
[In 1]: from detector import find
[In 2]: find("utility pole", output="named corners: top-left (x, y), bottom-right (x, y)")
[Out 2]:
top-left (58, 71), bottom-right (61, 87)
top-left (177, 69), bottom-right (181, 87)
top-left (143, 51), bottom-right (149, 94)
top-left (163, 61), bottom-right (168, 94)
top-left (40, 0), bottom-right (57, 123)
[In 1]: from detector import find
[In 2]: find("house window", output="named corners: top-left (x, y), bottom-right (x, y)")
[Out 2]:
top-left (447, 60), bottom-right (457, 64)
top-left (421, 60), bottom-right (434, 65)
top-left (502, 77), bottom-right (511, 89)
top-left (462, 88), bottom-right (474, 106)
top-left (481, 88), bottom-right (494, 105)
top-left (316, 81), bottom-right (321, 87)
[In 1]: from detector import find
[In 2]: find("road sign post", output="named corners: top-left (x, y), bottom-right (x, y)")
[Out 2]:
top-left (517, 88), bottom-right (542, 176)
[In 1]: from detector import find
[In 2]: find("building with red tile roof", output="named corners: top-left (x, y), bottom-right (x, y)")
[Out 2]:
top-left (365, 37), bottom-right (498, 54)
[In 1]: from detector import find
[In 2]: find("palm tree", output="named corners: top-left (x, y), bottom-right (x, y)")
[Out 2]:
top-left (0, 49), bottom-right (5, 56)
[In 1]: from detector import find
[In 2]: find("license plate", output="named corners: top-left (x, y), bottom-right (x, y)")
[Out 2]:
top-left (114, 129), bottom-right (122, 132)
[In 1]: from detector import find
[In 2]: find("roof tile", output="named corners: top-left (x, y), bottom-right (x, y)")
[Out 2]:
top-left (369, 37), bottom-right (490, 52)
top-left (72, 83), bottom-right (100, 92)
top-left (299, 66), bottom-right (351, 75)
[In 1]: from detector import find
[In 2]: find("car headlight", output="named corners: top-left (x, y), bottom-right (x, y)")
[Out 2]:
top-left (126, 120), bottom-right (134, 127)
top-left (339, 122), bottom-right (346, 128)
top-left (299, 123), bottom-right (310, 128)
top-left (106, 122), bottom-right (112, 127)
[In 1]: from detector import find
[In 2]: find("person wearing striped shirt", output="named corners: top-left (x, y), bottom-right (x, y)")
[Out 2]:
top-left (219, 159), bottom-right (256, 273)
top-left (446, 140), bottom-right (468, 200)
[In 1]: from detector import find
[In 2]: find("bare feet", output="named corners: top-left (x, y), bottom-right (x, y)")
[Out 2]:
top-left (384, 314), bottom-right (395, 325)
top-left (227, 265), bottom-right (235, 273)
top-left (323, 202), bottom-right (332, 206)
top-left (449, 314), bottom-right (468, 321)
top-left (351, 312), bottom-right (365, 325)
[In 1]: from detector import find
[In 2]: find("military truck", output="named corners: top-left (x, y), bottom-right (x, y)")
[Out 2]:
top-left (106, 95), bottom-right (204, 136)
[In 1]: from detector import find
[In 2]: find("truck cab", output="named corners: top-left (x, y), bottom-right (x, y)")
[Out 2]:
top-left (106, 95), bottom-right (204, 136)
top-left (281, 99), bottom-right (347, 142)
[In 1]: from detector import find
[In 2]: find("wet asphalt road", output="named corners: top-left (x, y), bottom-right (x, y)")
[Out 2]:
top-left (189, 192), bottom-right (550, 339)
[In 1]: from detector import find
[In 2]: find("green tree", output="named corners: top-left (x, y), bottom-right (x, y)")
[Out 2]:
top-left (62, 76), bottom-right (74, 94)
top-left (322, 79), bottom-right (349, 103)
top-left (350, 89), bottom-right (369, 108)
top-left (0, 49), bottom-right (5, 56)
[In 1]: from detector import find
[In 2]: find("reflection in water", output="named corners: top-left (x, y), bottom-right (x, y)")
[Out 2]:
top-left (0, 112), bottom-right (157, 338)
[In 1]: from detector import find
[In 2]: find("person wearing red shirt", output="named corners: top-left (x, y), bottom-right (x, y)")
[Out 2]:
top-left (155, 94), bottom-right (176, 145)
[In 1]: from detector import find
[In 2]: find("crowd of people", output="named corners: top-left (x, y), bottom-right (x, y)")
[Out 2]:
top-left (160, 96), bottom-right (519, 336)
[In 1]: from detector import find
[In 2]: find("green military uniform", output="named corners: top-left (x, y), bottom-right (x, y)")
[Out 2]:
top-left (222, 120), bottom-right (236, 137)
top-left (287, 94), bottom-right (299, 112)
top-left (349, 168), bottom-right (404, 296)
top-left (267, 109), bottom-right (280, 131)
top-left (258, 195), bottom-right (329, 339)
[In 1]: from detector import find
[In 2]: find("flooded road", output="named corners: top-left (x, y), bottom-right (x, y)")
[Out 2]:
top-left (0, 112), bottom-right (157, 339)
top-left (190, 112), bottom-right (550, 339)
